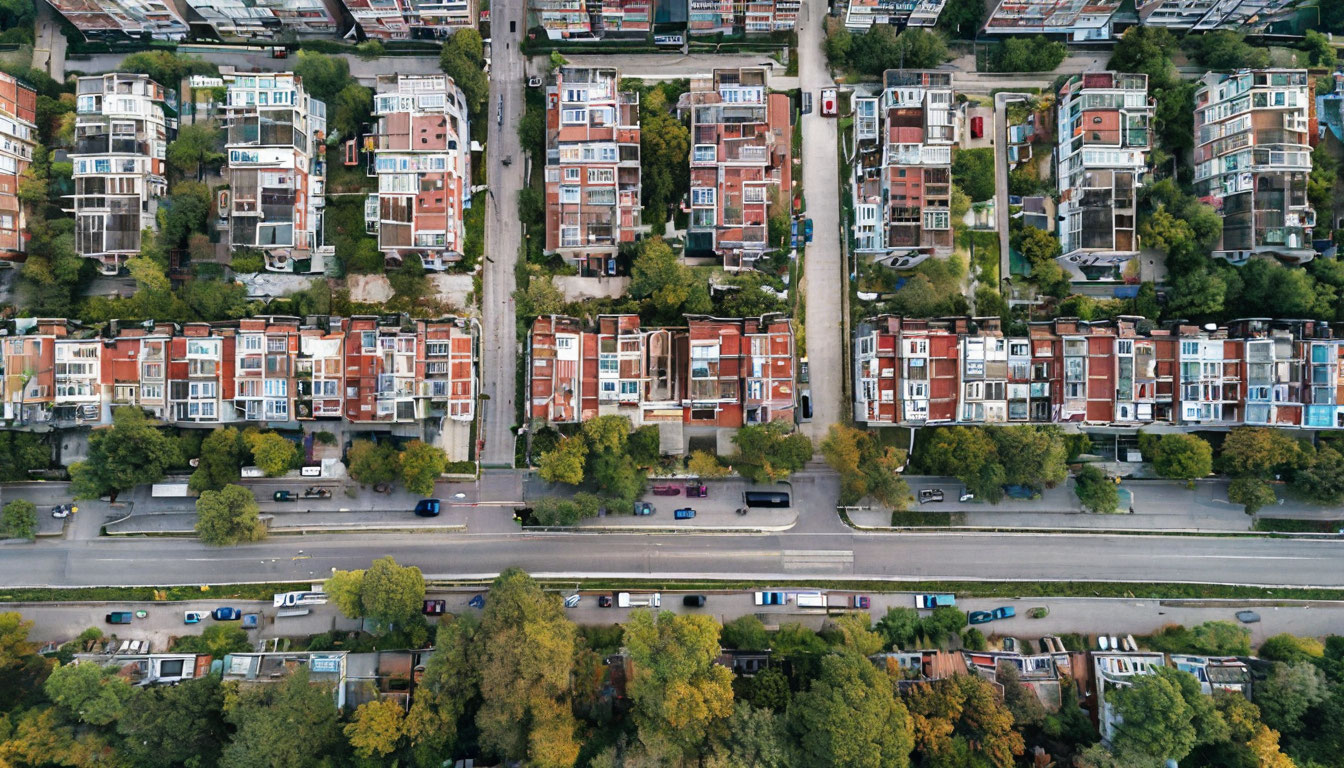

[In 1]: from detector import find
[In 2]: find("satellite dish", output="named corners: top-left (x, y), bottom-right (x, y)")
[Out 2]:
top-left (1203, 323), bottom-right (1217, 331)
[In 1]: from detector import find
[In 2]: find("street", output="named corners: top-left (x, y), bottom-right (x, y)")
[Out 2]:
top-left (479, 0), bottom-right (525, 467)
top-left (797, 0), bottom-right (844, 441)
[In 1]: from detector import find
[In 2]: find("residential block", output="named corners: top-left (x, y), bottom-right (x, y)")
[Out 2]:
top-left (1137, 0), bottom-right (1297, 31)
top-left (854, 314), bottom-right (1344, 431)
top-left (544, 67), bottom-right (641, 273)
top-left (528, 313), bottom-right (795, 429)
top-left (1054, 72), bottom-right (1153, 271)
top-left (221, 71), bottom-right (327, 273)
top-left (683, 68), bottom-right (793, 270)
top-left (364, 74), bottom-right (472, 271)
top-left (843, 0), bottom-right (946, 31)
top-left (71, 74), bottom-right (175, 275)
top-left (852, 70), bottom-right (956, 270)
top-left (0, 72), bottom-right (37, 259)
top-left (982, 0), bottom-right (1121, 40)
top-left (344, 0), bottom-right (475, 40)
top-left (1194, 69), bottom-right (1316, 265)
top-left (48, 0), bottom-right (190, 41)
top-left (689, 0), bottom-right (798, 34)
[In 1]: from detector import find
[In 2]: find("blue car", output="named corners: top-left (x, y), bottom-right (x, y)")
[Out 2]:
top-left (468, 594), bottom-right (485, 609)
top-left (674, 508), bottom-right (696, 520)
top-left (212, 607), bottom-right (242, 621)
top-left (414, 499), bottom-right (441, 517)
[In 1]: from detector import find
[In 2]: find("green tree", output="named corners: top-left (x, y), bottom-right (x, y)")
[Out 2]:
top-left (709, 703), bottom-right (793, 768)
top-left (43, 661), bottom-right (133, 726)
top-left (158, 180), bottom-right (213, 250)
top-left (1150, 433), bottom-right (1213, 481)
top-left (731, 421), bottom-right (813, 483)
top-left (292, 50), bottom-right (351, 102)
top-left (120, 51), bottom-right (217, 88)
top-left (347, 439), bottom-right (402, 486)
top-left (1108, 666), bottom-right (1227, 764)
top-left (359, 556), bottom-right (426, 630)
top-left (220, 667), bottom-right (342, 768)
top-left (190, 427), bottom-right (245, 493)
top-left (1256, 661), bottom-right (1327, 735)
top-left (117, 676), bottom-right (227, 768)
top-left (876, 607), bottom-right (920, 650)
top-left (194, 484), bottom-right (266, 546)
top-left (788, 651), bottom-right (915, 768)
top-left (952, 148), bottom-right (995, 202)
top-left (938, 0), bottom-right (984, 38)
top-left (1291, 445), bottom-right (1344, 504)
top-left (830, 613), bottom-right (885, 656)
top-left (0, 611), bottom-right (45, 713)
top-left (0, 431), bottom-right (50, 481)
top-left (400, 440), bottom-right (448, 496)
top-left (345, 698), bottom-right (406, 760)
top-left (721, 615), bottom-right (770, 651)
top-left (640, 88), bottom-right (690, 233)
top-left (1303, 30), bottom-right (1336, 67)
top-left (70, 407), bottom-right (180, 499)
top-left (625, 610), bottom-right (735, 756)
top-left (903, 674), bottom-right (1024, 768)
top-left (921, 606), bottom-right (968, 645)
top-left (628, 425), bottom-right (661, 468)
top-left (405, 615), bottom-right (478, 763)
top-left (824, 16), bottom-right (853, 67)
top-left (0, 499), bottom-right (37, 540)
top-left (850, 26), bottom-right (947, 74)
top-left (171, 624), bottom-right (250, 659)
top-left (746, 666), bottom-right (791, 713)
top-left (821, 424), bottom-right (909, 508)
top-left (331, 82), bottom-right (372, 141)
top-left (991, 425), bottom-right (1068, 489)
top-left (475, 568), bottom-right (580, 767)
top-left (439, 30), bottom-right (488, 118)
top-left (688, 450), bottom-right (731, 478)
top-left (998, 662), bottom-right (1046, 727)
top-left (166, 120), bottom-right (223, 178)
top-left (1186, 30), bottom-right (1270, 70)
top-left (1258, 633), bottom-right (1325, 665)
top-left (1074, 465), bottom-right (1119, 514)
top-left (325, 567), bottom-right (366, 618)
top-left (1109, 27), bottom-right (1180, 85)
top-left (1229, 477), bottom-right (1277, 516)
top-left (538, 435), bottom-right (587, 485)
top-left (629, 237), bottom-right (711, 322)
top-left (245, 431), bottom-right (297, 477)
top-left (986, 35), bottom-right (1068, 72)
top-left (1222, 427), bottom-right (1303, 479)
top-left (1309, 143), bottom-right (1337, 229)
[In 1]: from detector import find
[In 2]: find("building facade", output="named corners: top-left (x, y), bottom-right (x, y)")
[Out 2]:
top-left (544, 67), bottom-right (641, 272)
top-left (852, 70), bottom-right (956, 270)
top-left (982, 0), bottom-right (1121, 40)
top-left (71, 74), bottom-right (174, 275)
top-left (1194, 69), bottom-right (1316, 265)
top-left (48, 0), bottom-right (190, 41)
top-left (689, 0), bottom-right (798, 34)
top-left (528, 313), bottom-right (795, 429)
top-left (1137, 0), bottom-right (1297, 31)
top-left (364, 74), bottom-right (472, 271)
top-left (344, 0), bottom-right (475, 40)
top-left (853, 314), bottom-right (1344, 431)
top-left (0, 315), bottom-right (477, 437)
top-left (843, 0), bottom-right (945, 30)
top-left (222, 71), bottom-right (327, 273)
top-left (684, 68), bottom-right (792, 270)
top-left (1055, 72), bottom-right (1153, 271)
top-left (0, 73), bottom-right (37, 259)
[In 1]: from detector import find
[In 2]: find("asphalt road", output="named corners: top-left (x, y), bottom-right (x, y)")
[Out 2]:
top-left (2, 529), bottom-right (1342, 588)
top-left (797, 0), bottom-right (843, 441)
top-left (478, 0), bottom-right (524, 467)
top-left (67, 49), bottom-right (445, 85)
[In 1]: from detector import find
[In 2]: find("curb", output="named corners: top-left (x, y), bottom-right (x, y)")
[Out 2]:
top-left (104, 523), bottom-right (468, 537)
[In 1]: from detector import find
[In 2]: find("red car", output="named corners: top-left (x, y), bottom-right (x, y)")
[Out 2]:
top-left (685, 483), bottom-right (707, 498)
top-left (970, 115), bottom-right (984, 139)
top-left (652, 485), bottom-right (680, 496)
top-left (422, 599), bottom-right (446, 615)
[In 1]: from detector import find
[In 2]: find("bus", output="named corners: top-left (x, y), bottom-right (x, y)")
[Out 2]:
top-left (743, 490), bottom-right (790, 508)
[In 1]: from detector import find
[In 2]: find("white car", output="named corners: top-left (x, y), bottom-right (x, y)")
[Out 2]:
top-left (564, 594), bottom-right (581, 608)
top-left (51, 504), bottom-right (76, 518)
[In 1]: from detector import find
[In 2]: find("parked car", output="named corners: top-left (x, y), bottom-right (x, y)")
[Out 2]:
top-left (51, 503), bottom-right (76, 518)
top-left (970, 115), bottom-right (984, 139)
top-left (303, 487), bottom-right (332, 499)
top-left (685, 483), bottom-right (707, 498)
top-left (754, 591), bottom-right (786, 606)
top-left (212, 607), bottom-right (242, 621)
top-left (991, 606), bottom-right (1015, 620)
top-left (1236, 610), bottom-right (1261, 624)
top-left (527, 75), bottom-right (543, 87)
top-left (674, 508), bottom-right (697, 520)
top-left (820, 88), bottom-right (837, 117)
top-left (652, 485), bottom-right (680, 496)
top-left (1003, 485), bottom-right (1036, 500)
top-left (468, 594), bottom-right (485, 609)
top-left (919, 488), bottom-right (944, 504)
top-left (803, 218), bottom-right (814, 243)
top-left (959, 491), bottom-right (976, 502)
top-left (683, 595), bottom-right (706, 607)
top-left (273, 491), bottom-right (298, 502)
top-left (270, 46), bottom-right (287, 58)
top-left (799, 358), bottom-right (810, 384)
top-left (242, 614), bottom-right (259, 629)
top-left (968, 610), bottom-right (994, 625)
top-left (564, 594), bottom-right (581, 608)
top-left (915, 594), bottom-right (956, 609)
top-left (183, 611), bottom-right (206, 625)
top-left (414, 499), bottom-right (441, 517)
top-left (799, 391), bottom-right (812, 422)
top-left (423, 599), bottom-right (446, 615)
top-left (598, 595), bottom-right (613, 608)
top-left (633, 501), bottom-right (653, 516)
top-left (853, 595), bottom-right (870, 609)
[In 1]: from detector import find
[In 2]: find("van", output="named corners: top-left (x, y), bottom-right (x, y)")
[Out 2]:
top-left (106, 612), bottom-right (134, 625)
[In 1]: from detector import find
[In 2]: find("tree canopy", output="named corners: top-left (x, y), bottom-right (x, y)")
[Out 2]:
top-left (788, 651), bottom-right (915, 768)
top-left (70, 407), bottom-right (179, 499)
top-left (194, 484), bottom-right (266, 546)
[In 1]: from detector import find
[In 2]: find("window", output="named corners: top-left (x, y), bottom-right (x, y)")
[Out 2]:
top-left (693, 145), bottom-right (716, 163)
top-left (263, 379), bottom-right (287, 397)
top-left (242, 335), bottom-right (263, 352)
top-left (427, 341), bottom-right (449, 356)
top-left (691, 187), bottom-right (716, 206)
top-left (559, 185), bottom-right (580, 204)
top-left (557, 337), bottom-right (574, 350)
top-left (564, 167), bottom-right (580, 181)
top-left (561, 108), bottom-right (587, 124)
top-left (620, 381), bottom-right (638, 396)
top-left (587, 168), bottom-right (614, 184)
top-left (1181, 340), bottom-right (1199, 356)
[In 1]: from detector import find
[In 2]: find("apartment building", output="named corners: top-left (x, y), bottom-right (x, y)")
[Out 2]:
top-left (185, 0), bottom-right (283, 39)
top-left (1093, 652), bottom-right (1167, 743)
top-left (982, 0), bottom-right (1121, 40)
top-left (544, 67), bottom-right (641, 272)
top-left (344, 0), bottom-right (475, 40)
top-left (684, 68), bottom-right (793, 270)
top-left (0, 315), bottom-right (477, 434)
top-left (1137, 0), bottom-right (1296, 31)
top-left (365, 74), bottom-right (472, 270)
top-left (1194, 69), bottom-right (1316, 265)
top-left (1055, 72), bottom-right (1153, 271)
top-left (843, 0), bottom-right (946, 30)
top-left (48, 0), bottom-right (190, 41)
top-left (853, 71), bottom-right (957, 270)
top-left (528, 314), bottom-right (795, 429)
top-left (0, 73), bottom-right (37, 258)
top-left (71, 74), bottom-right (174, 275)
top-left (689, 0), bottom-right (798, 34)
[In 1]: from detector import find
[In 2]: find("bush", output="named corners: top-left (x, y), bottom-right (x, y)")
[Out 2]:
top-left (961, 628), bottom-right (987, 651)
top-left (0, 499), bottom-right (38, 539)
top-left (986, 35), bottom-right (1067, 72)
top-left (1145, 621), bottom-right (1251, 656)
top-left (230, 251), bottom-right (265, 274)
top-left (314, 431), bottom-right (337, 445)
top-left (952, 148), bottom-right (995, 202)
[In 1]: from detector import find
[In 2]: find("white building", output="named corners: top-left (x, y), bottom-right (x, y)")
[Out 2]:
top-left (1137, 0), bottom-right (1297, 31)
top-left (844, 0), bottom-right (946, 30)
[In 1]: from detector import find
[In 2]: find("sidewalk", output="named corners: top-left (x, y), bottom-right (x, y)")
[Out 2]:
top-left (106, 507), bottom-right (470, 536)
top-left (525, 476), bottom-right (801, 532)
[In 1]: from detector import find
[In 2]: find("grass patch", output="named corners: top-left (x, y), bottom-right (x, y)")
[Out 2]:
top-left (889, 510), bottom-right (965, 526)
top-left (1254, 518), bottom-right (1343, 533)
top-left (0, 583), bottom-right (300, 603)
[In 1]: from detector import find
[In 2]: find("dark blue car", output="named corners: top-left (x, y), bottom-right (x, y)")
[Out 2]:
top-left (212, 607), bottom-right (242, 621)
top-left (414, 499), bottom-right (441, 517)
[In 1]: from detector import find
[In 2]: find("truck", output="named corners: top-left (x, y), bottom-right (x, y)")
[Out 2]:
top-left (915, 594), bottom-right (956, 609)
top-left (273, 591), bottom-right (328, 608)
top-left (616, 592), bottom-right (662, 608)
top-left (795, 592), bottom-right (827, 608)
top-left (150, 483), bottom-right (192, 498)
